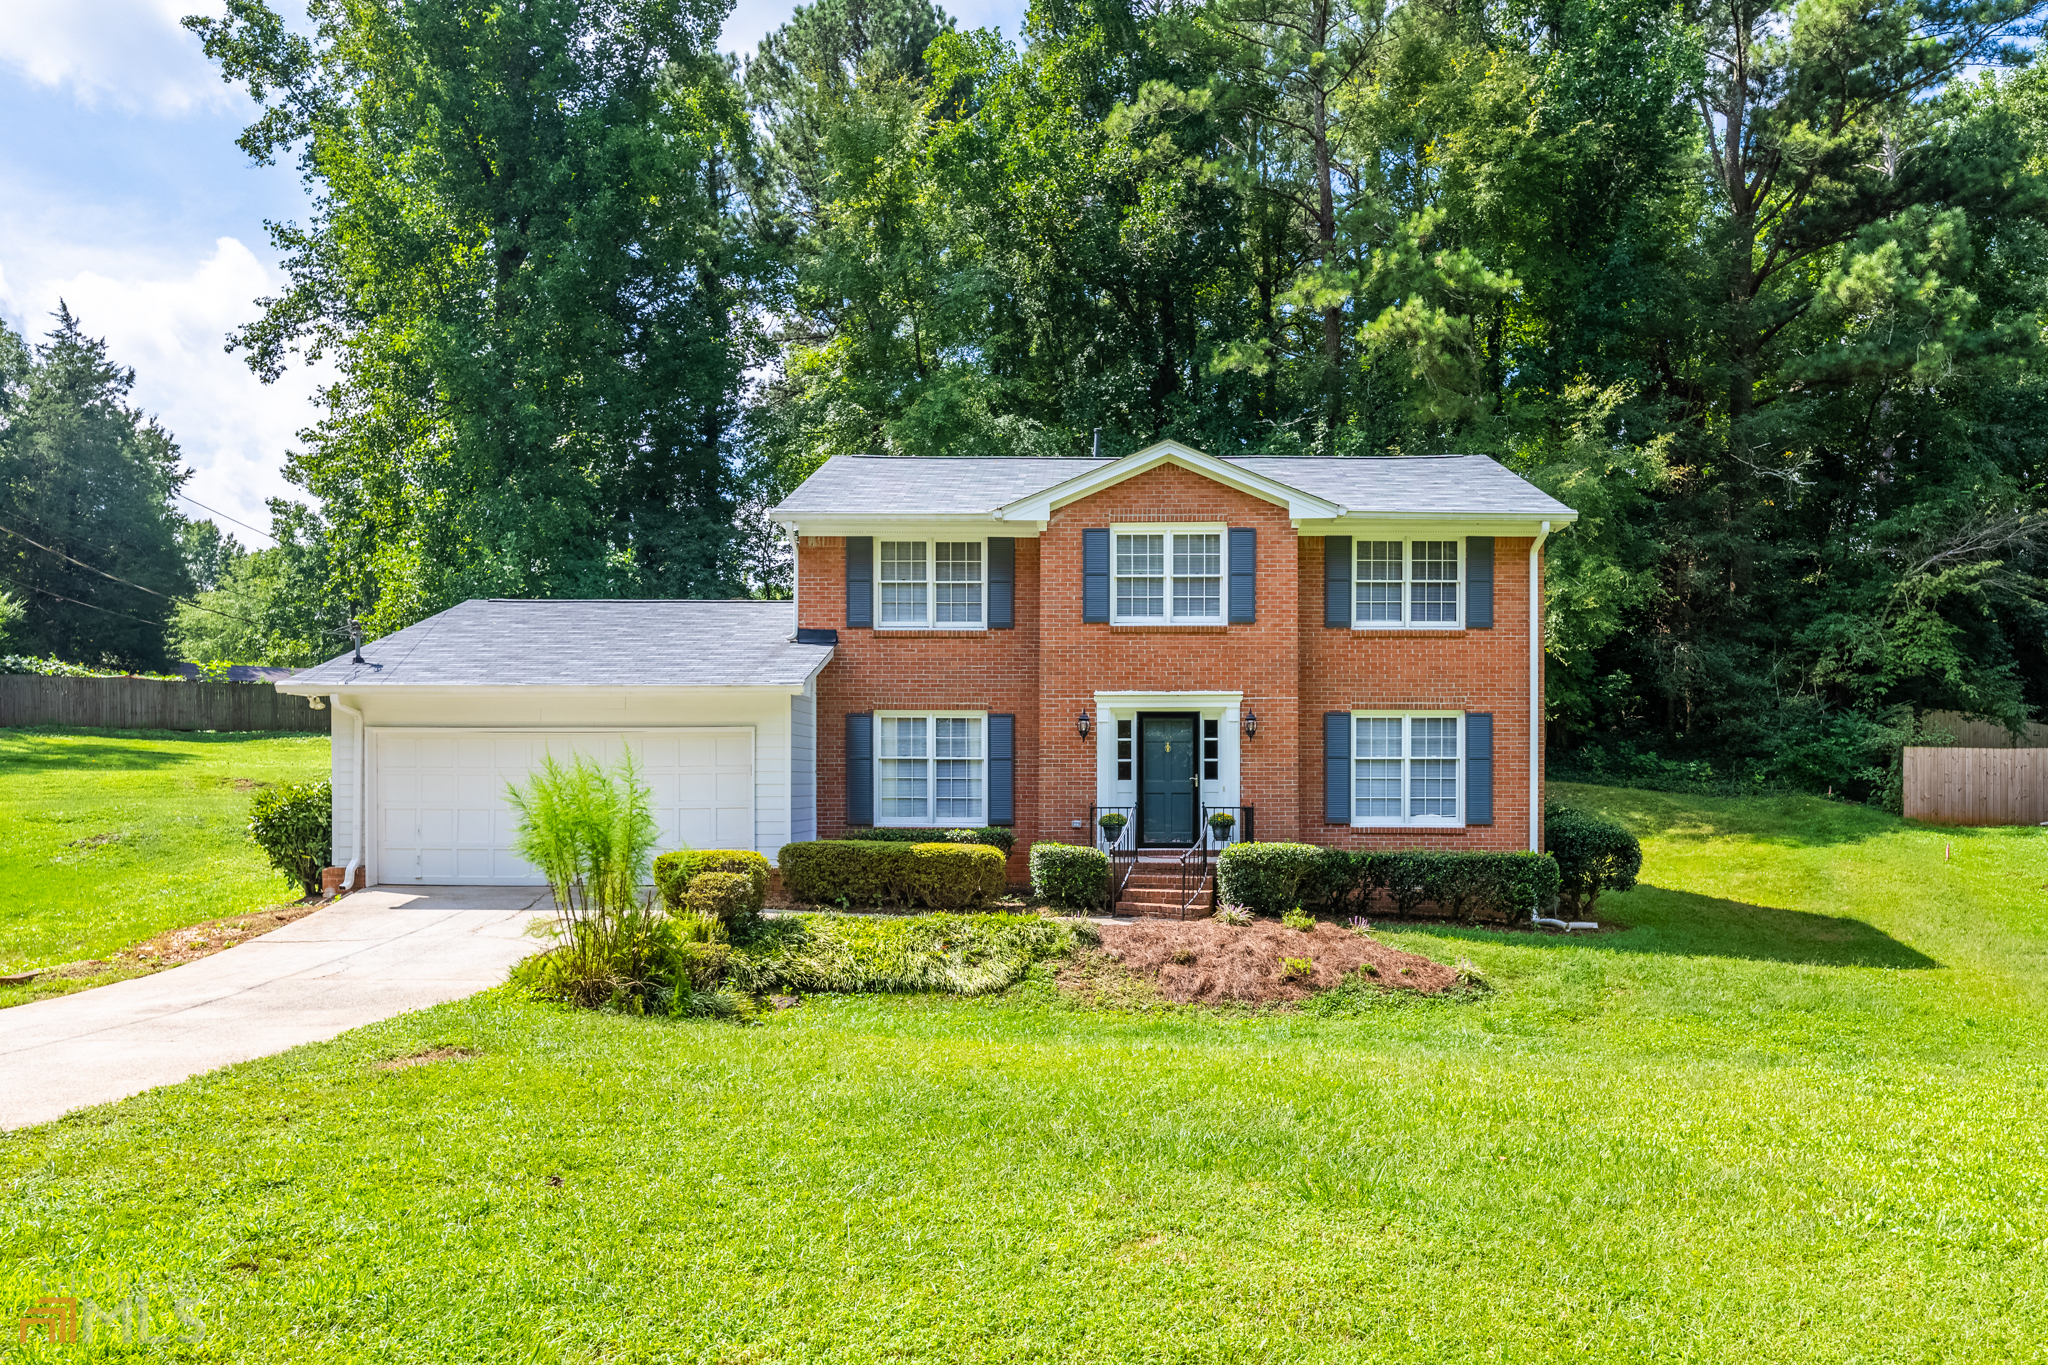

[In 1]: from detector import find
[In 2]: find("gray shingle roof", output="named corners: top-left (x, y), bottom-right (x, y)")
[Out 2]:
top-left (768, 452), bottom-right (1573, 519)
top-left (280, 600), bottom-right (831, 689)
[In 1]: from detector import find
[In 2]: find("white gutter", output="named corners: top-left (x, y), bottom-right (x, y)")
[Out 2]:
top-left (1529, 521), bottom-right (1551, 853)
top-left (331, 695), bottom-right (366, 890)
top-left (788, 523), bottom-right (800, 640)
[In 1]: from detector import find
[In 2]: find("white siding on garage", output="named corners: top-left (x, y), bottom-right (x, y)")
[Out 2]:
top-left (374, 728), bottom-right (754, 885)
top-left (330, 704), bottom-right (361, 870)
top-left (789, 680), bottom-right (817, 843)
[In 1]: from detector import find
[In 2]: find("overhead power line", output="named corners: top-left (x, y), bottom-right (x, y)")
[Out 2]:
top-left (0, 524), bottom-right (263, 628)
top-left (172, 491), bottom-right (279, 545)
top-left (2, 578), bottom-right (167, 629)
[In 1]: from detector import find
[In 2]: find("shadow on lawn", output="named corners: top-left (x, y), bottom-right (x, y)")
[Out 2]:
top-left (1548, 780), bottom-right (1974, 852)
top-left (0, 728), bottom-right (306, 772)
top-left (1396, 883), bottom-right (1940, 970)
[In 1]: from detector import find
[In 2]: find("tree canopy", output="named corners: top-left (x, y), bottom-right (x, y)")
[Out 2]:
top-left (183, 0), bottom-right (2048, 795)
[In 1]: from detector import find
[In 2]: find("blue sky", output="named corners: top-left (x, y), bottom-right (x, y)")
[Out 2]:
top-left (0, 0), bottom-right (1026, 547)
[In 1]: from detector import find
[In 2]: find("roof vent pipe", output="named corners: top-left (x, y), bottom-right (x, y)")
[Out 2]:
top-left (1093, 428), bottom-right (1101, 458)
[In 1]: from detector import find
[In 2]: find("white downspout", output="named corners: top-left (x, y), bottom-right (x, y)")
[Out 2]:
top-left (1529, 521), bottom-right (1550, 854)
top-left (787, 524), bottom-right (800, 637)
top-left (331, 695), bottom-right (367, 890)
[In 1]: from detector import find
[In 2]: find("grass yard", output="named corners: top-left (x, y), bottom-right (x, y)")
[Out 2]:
top-left (3, 784), bottom-right (2047, 1361)
top-left (0, 728), bottom-right (332, 991)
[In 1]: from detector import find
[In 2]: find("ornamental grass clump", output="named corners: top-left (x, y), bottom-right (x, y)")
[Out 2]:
top-left (504, 749), bottom-right (671, 1010)
top-left (246, 780), bottom-right (333, 897)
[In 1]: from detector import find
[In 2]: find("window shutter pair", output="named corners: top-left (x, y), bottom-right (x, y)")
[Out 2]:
top-left (843, 712), bottom-right (1015, 827)
top-left (1322, 535), bottom-right (1496, 627)
top-left (1323, 711), bottom-right (1494, 825)
top-left (1083, 527), bottom-right (1257, 623)
top-left (847, 535), bottom-right (1014, 629)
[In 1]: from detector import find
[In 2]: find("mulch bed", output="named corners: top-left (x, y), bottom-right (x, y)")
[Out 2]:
top-left (1067, 918), bottom-right (1460, 1005)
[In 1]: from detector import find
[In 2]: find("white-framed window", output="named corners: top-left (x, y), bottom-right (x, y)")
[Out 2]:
top-left (1353, 540), bottom-right (1461, 628)
top-left (1113, 524), bottom-right (1224, 624)
top-left (1352, 712), bottom-right (1463, 826)
top-left (877, 712), bottom-right (985, 824)
top-left (878, 539), bottom-right (984, 629)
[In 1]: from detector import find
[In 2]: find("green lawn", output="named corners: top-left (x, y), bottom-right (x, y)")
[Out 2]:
top-left (0, 728), bottom-right (332, 973)
top-left (4, 785), bottom-right (2047, 1361)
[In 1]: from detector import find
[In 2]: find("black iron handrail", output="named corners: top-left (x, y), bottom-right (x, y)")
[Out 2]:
top-left (1091, 805), bottom-right (1140, 911)
top-left (1176, 838), bottom-right (1209, 920)
top-left (1200, 804), bottom-right (1254, 848)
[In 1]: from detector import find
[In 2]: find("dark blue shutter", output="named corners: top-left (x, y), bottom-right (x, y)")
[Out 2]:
top-left (1228, 527), bottom-right (1256, 623)
top-left (1324, 536), bottom-right (1351, 627)
top-left (1082, 528), bottom-right (1110, 623)
top-left (846, 712), bottom-right (874, 826)
top-left (987, 714), bottom-right (1015, 826)
top-left (1466, 536), bottom-right (1494, 629)
top-left (1324, 712), bottom-right (1351, 824)
top-left (1466, 712), bottom-right (1493, 826)
top-left (987, 537), bottom-right (1015, 629)
top-left (845, 537), bottom-right (873, 629)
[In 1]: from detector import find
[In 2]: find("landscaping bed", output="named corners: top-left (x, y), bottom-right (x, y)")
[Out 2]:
top-left (1066, 917), bottom-right (1459, 1005)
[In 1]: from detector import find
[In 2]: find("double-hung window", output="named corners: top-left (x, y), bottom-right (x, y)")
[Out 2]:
top-left (1113, 525), bottom-right (1223, 624)
top-left (879, 539), bottom-right (983, 628)
top-left (1352, 713), bottom-right (1462, 825)
top-left (877, 713), bottom-right (985, 825)
top-left (1354, 540), bottom-right (1461, 627)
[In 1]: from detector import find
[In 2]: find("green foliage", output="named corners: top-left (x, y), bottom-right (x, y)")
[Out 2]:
top-left (726, 912), bottom-right (1083, 997)
top-left (841, 825), bottom-right (1018, 854)
top-left (653, 849), bottom-right (771, 914)
top-left (1545, 802), bottom-right (1643, 917)
top-left (245, 779), bottom-right (332, 896)
top-left (1215, 843), bottom-right (1325, 917)
top-left (169, 504), bottom-right (338, 668)
top-left (1280, 907), bottom-right (1314, 931)
top-left (1278, 955), bottom-right (1312, 981)
top-left (683, 872), bottom-right (758, 929)
top-left (0, 589), bottom-right (22, 644)
top-left (509, 906), bottom-right (736, 1015)
top-left (0, 307), bottom-right (191, 669)
top-left (0, 656), bottom-right (183, 679)
top-left (186, 0), bottom-right (758, 636)
top-left (777, 840), bottom-right (1005, 909)
top-left (1028, 843), bottom-right (1110, 912)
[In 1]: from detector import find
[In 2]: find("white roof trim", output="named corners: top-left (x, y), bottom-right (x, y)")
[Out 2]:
top-left (993, 441), bottom-right (1343, 522)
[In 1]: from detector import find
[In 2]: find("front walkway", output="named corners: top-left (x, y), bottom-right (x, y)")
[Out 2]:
top-left (0, 886), bottom-right (546, 1130)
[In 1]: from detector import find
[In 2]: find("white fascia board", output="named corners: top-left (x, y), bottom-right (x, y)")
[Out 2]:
top-left (770, 514), bottom-right (1023, 537)
top-left (1293, 513), bottom-right (1580, 536)
top-left (274, 680), bottom-right (823, 698)
top-left (1093, 689), bottom-right (1245, 708)
top-left (994, 441), bottom-right (1342, 522)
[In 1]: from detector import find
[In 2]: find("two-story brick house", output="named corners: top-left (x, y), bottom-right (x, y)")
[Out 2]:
top-left (770, 441), bottom-right (1576, 887)
top-left (281, 441), bottom-right (1572, 894)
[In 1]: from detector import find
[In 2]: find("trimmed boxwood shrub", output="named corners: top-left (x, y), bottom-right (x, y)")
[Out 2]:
top-left (1029, 842), bottom-right (1109, 912)
top-left (777, 840), bottom-right (1004, 909)
top-left (1544, 802), bottom-right (1642, 916)
top-left (653, 849), bottom-right (770, 914)
top-left (1221, 844), bottom-right (1560, 923)
top-left (842, 826), bottom-right (1018, 854)
top-left (684, 871), bottom-right (761, 931)
top-left (247, 780), bottom-right (333, 897)
top-left (1215, 842), bottom-right (1324, 916)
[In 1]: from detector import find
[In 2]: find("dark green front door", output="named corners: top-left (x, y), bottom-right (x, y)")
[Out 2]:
top-left (1139, 714), bottom-right (1198, 846)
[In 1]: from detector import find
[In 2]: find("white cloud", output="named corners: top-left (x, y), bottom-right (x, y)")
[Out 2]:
top-left (0, 0), bottom-right (234, 114)
top-left (0, 237), bottom-right (331, 543)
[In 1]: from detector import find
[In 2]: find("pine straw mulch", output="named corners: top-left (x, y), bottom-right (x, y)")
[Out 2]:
top-left (1061, 917), bottom-right (1460, 1006)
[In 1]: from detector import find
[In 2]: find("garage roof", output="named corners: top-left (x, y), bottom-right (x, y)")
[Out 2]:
top-left (277, 599), bottom-right (833, 690)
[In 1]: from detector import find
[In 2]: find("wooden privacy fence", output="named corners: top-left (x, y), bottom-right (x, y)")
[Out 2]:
top-left (0, 676), bottom-right (329, 733)
top-left (1903, 747), bottom-right (2048, 826)
top-left (1918, 710), bottom-right (2048, 748)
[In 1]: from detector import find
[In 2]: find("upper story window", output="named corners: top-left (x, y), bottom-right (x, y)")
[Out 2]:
top-left (1352, 712), bottom-right (1462, 825)
top-left (877, 712), bottom-right (984, 824)
top-left (1355, 540), bottom-right (1460, 628)
top-left (880, 539), bottom-right (982, 629)
top-left (1114, 525), bottom-right (1223, 624)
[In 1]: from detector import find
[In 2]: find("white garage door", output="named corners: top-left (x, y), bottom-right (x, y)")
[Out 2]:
top-left (373, 729), bottom-right (754, 885)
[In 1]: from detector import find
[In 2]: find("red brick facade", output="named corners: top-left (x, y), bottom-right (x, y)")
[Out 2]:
top-left (800, 462), bottom-right (1545, 881)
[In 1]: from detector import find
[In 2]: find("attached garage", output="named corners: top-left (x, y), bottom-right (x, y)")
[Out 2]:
top-left (277, 600), bottom-right (833, 888)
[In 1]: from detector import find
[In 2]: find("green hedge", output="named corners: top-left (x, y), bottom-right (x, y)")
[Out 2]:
top-left (1217, 843), bottom-right (1560, 923)
top-left (1029, 842), bottom-right (1109, 912)
top-left (247, 780), bottom-right (334, 897)
top-left (653, 849), bottom-right (770, 914)
top-left (777, 840), bottom-right (1006, 909)
top-left (1544, 802), bottom-right (1642, 916)
top-left (841, 826), bottom-right (1018, 854)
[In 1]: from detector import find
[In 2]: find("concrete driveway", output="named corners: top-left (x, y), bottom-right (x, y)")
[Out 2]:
top-left (0, 886), bottom-right (548, 1130)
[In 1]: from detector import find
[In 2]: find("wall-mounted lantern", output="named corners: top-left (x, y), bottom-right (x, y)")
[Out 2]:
top-left (1242, 709), bottom-right (1259, 739)
top-left (1077, 711), bottom-right (1092, 740)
